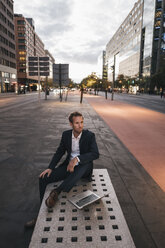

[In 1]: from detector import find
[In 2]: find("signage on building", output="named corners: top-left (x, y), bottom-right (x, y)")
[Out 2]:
top-left (28, 57), bottom-right (50, 76)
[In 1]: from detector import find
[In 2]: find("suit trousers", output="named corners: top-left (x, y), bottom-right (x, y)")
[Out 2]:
top-left (39, 163), bottom-right (93, 202)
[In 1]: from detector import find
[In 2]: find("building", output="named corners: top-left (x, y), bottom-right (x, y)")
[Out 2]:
top-left (0, 0), bottom-right (17, 93)
top-left (141, 0), bottom-right (165, 77)
top-left (14, 14), bottom-right (46, 91)
top-left (102, 50), bottom-right (108, 81)
top-left (106, 0), bottom-right (143, 81)
top-left (106, 0), bottom-right (165, 90)
top-left (45, 49), bottom-right (55, 86)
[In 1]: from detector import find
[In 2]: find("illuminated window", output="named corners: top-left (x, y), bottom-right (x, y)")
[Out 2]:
top-left (155, 21), bottom-right (161, 27)
top-left (19, 57), bottom-right (26, 61)
top-left (156, 11), bottom-right (161, 18)
top-left (19, 51), bottom-right (26, 55)
top-left (11, 74), bottom-right (16, 79)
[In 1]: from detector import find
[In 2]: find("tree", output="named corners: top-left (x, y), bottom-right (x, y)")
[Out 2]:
top-left (80, 73), bottom-right (98, 88)
top-left (68, 78), bottom-right (77, 88)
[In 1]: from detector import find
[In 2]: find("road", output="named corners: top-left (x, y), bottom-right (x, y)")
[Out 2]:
top-left (84, 92), bottom-right (165, 191)
top-left (97, 91), bottom-right (165, 114)
top-left (0, 92), bottom-right (43, 113)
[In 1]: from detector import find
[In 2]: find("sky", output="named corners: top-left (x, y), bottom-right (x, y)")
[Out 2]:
top-left (14, 0), bottom-right (137, 83)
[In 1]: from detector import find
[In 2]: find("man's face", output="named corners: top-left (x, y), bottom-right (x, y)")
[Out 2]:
top-left (70, 116), bottom-right (84, 135)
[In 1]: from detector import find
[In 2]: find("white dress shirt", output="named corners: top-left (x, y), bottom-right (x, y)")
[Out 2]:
top-left (70, 131), bottom-right (82, 165)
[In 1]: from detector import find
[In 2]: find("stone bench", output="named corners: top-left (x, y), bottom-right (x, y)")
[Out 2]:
top-left (29, 169), bottom-right (135, 247)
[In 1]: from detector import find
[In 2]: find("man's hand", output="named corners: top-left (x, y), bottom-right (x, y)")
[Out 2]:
top-left (39, 169), bottom-right (52, 178)
top-left (67, 157), bottom-right (78, 173)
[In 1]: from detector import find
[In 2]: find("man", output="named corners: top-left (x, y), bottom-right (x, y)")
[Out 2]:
top-left (25, 111), bottom-right (99, 228)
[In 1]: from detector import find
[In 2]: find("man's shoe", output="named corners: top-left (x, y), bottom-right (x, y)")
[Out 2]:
top-left (45, 189), bottom-right (59, 208)
top-left (24, 218), bottom-right (36, 228)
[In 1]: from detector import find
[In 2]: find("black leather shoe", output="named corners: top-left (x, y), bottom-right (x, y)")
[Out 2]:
top-left (24, 218), bottom-right (36, 228)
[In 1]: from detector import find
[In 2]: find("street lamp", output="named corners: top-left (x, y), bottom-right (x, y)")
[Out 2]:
top-left (111, 65), bottom-right (115, 100)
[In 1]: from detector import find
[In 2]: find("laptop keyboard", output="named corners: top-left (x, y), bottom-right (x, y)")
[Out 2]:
top-left (76, 194), bottom-right (99, 207)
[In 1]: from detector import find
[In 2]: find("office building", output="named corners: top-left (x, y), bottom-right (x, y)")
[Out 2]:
top-left (106, 0), bottom-right (165, 88)
top-left (141, 0), bottom-right (165, 77)
top-left (0, 0), bottom-right (17, 93)
top-left (14, 14), bottom-right (46, 91)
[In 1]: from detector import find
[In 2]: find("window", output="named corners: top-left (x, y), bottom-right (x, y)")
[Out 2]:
top-left (156, 11), bottom-right (162, 18)
top-left (19, 63), bottom-right (26, 67)
top-left (19, 69), bottom-right (26, 73)
top-left (10, 73), bottom-right (16, 79)
top-left (17, 20), bottom-right (25, 25)
top-left (18, 45), bottom-right (26, 50)
top-left (19, 57), bottom-right (26, 61)
top-left (19, 51), bottom-right (26, 55)
top-left (18, 33), bottom-right (25, 37)
top-left (155, 20), bottom-right (161, 27)
top-left (17, 27), bottom-right (25, 31)
top-left (18, 39), bottom-right (25, 43)
top-left (4, 72), bottom-right (10, 77)
top-left (10, 62), bottom-right (16, 68)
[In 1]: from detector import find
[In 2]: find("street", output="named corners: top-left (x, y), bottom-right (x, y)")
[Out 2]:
top-left (97, 91), bottom-right (165, 114)
top-left (0, 92), bottom-right (42, 113)
top-left (0, 91), bottom-right (165, 248)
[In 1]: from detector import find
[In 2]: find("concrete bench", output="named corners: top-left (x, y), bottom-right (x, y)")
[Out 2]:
top-left (29, 169), bottom-right (135, 247)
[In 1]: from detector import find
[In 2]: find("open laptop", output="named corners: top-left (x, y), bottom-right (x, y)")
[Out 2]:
top-left (68, 190), bottom-right (110, 209)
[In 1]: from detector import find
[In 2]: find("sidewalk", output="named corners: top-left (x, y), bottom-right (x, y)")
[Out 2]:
top-left (0, 92), bottom-right (165, 248)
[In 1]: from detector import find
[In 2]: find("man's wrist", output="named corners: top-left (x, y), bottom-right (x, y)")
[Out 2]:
top-left (76, 156), bottom-right (80, 163)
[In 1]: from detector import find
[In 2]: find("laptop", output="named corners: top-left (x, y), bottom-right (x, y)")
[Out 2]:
top-left (68, 190), bottom-right (110, 209)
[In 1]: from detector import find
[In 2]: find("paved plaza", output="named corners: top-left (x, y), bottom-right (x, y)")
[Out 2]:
top-left (0, 92), bottom-right (165, 248)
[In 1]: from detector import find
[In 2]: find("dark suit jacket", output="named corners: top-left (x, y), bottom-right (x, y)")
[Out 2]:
top-left (48, 129), bottom-right (99, 170)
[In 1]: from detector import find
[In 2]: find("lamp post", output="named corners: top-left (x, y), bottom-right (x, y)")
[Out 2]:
top-left (111, 65), bottom-right (115, 100)
top-left (37, 57), bottom-right (41, 104)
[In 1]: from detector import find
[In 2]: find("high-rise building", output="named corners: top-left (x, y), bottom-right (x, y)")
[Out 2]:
top-left (140, 0), bottom-right (165, 77)
top-left (0, 0), bottom-right (17, 93)
top-left (102, 51), bottom-right (108, 81)
top-left (14, 14), bottom-right (46, 91)
top-left (106, 0), bottom-right (165, 87)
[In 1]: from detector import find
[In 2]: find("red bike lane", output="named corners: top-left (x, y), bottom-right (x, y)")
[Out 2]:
top-left (84, 94), bottom-right (165, 191)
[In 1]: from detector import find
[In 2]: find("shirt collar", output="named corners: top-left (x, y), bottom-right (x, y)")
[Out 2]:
top-left (72, 131), bottom-right (82, 140)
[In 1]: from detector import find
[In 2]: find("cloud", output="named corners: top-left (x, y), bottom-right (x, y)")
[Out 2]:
top-left (14, 0), bottom-right (137, 83)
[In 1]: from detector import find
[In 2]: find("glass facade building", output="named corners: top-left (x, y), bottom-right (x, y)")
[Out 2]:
top-left (106, 0), bottom-right (165, 84)
top-left (140, 0), bottom-right (165, 77)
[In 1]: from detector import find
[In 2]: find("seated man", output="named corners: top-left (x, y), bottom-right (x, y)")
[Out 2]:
top-left (25, 111), bottom-right (99, 228)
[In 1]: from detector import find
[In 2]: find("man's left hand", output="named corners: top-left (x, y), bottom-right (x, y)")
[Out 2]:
top-left (67, 157), bottom-right (78, 173)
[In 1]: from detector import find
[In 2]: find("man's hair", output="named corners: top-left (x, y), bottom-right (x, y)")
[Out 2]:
top-left (69, 112), bottom-right (83, 123)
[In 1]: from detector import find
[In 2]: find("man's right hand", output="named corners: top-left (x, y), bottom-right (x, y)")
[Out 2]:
top-left (39, 169), bottom-right (52, 178)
